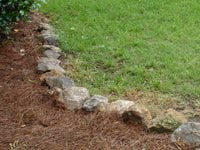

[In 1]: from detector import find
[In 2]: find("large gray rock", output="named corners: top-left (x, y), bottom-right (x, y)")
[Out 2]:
top-left (37, 57), bottom-right (65, 73)
top-left (172, 122), bottom-right (200, 147)
top-left (63, 87), bottom-right (90, 111)
top-left (45, 76), bottom-right (75, 90)
top-left (107, 100), bottom-right (152, 126)
top-left (43, 50), bottom-right (61, 59)
top-left (82, 95), bottom-right (108, 112)
top-left (149, 109), bottom-right (187, 132)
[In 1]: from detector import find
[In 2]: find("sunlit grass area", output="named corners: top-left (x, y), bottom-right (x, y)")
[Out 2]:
top-left (41, 0), bottom-right (200, 104)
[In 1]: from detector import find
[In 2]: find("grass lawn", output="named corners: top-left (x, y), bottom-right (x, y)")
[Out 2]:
top-left (41, 0), bottom-right (200, 105)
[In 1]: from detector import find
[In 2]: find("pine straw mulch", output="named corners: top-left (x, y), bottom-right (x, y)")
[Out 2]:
top-left (0, 14), bottom-right (191, 150)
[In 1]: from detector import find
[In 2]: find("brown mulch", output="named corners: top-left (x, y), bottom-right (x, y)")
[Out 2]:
top-left (0, 14), bottom-right (191, 150)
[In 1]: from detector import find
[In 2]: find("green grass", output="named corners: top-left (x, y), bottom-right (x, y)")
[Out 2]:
top-left (41, 0), bottom-right (200, 103)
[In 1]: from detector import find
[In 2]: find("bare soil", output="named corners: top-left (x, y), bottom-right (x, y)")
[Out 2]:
top-left (0, 14), bottom-right (190, 150)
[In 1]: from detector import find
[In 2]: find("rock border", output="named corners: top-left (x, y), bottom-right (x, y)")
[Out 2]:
top-left (36, 17), bottom-right (199, 148)
top-left (36, 20), bottom-right (152, 127)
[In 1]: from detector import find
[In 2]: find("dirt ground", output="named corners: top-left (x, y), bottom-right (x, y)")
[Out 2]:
top-left (0, 14), bottom-right (191, 150)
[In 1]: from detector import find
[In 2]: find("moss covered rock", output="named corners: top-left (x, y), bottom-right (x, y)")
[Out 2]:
top-left (149, 109), bottom-right (187, 132)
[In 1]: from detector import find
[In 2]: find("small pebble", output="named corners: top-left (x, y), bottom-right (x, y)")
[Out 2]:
top-left (20, 49), bottom-right (25, 53)
top-left (21, 125), bottom-right (26, 128)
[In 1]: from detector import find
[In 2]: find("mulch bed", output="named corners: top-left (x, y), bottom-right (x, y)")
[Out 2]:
top-left (0, 13), bottom-right (190, 150)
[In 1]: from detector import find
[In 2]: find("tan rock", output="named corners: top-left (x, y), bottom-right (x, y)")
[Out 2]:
top-left (63, 87), bottom-right (90, 111)
top-left (108, 100), bottom-right (135, 114)
top-left (107, 100), bottom-right (152, 126)
top-left (125, 104), bottom-right (152, 125)
top-left (54, 88), bottom-right (65, 104)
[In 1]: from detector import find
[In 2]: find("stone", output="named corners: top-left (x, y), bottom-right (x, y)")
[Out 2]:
top-left (39, 70), bottom-right (64, 81)
top-left (149, 109), bottom-right (187, 132)
top-left (42, 45), bottom-right (66, 58)
top-left (124, 103), bottom-right (152, 125)
top-left (108, 100), bottom-right (151, 126)
top-left (42, 33), bottom-right (58, 46)
top-left (63, 87), bottom-right (90, 111)
top-left (82, 95), bottom-right (108, 112)
top-left (39, 23), bottom-right (53, 32)
top-left (43, 50), bottom-right (61, 59)
top-left (37, 57), bottom-right (65, 73)
top-left (43, 45), bottom-right (62, 53)
top-left (19, 48), bottom-right (25, 56)
top-left (54, 88), bottom-right (65, 104)
top-left (20, 49), bottom-right (25, 53)
top-left (37, 28), bottom-right (58, 46)
top-left (45, 76), bottom-right (75, 90)
top-left (37, 63), bottom-right (65, 73)
top-left (108, 100), bottom-right (135, 114)
top-left (172, 122), bottom-right (200, 147)
top-left (41, 30), bottom-right (58, 39)
top-left (38, 57), bottom-right (61, 64)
